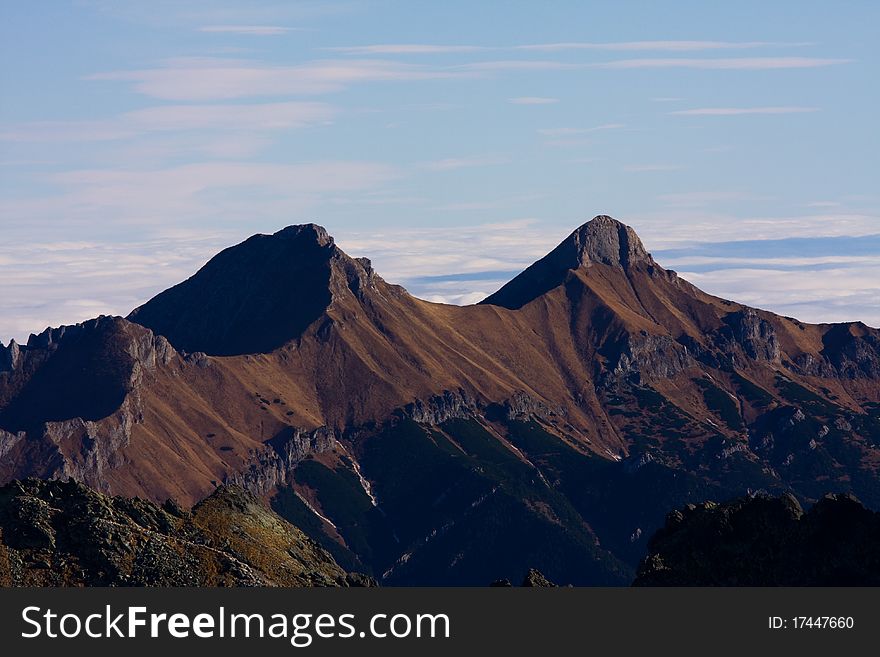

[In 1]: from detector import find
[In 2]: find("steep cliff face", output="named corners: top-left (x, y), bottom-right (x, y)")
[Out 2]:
top-left (0, 317), bottom-right (177, 492)
top-left (0, 478), bottom-right (372, 586)
top-left (2, 215), bottom-right (880, 585)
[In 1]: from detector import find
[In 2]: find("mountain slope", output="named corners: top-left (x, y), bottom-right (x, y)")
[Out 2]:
top-left (634, 493), bottom-right (880, 585)
top-left (2, 215), bottom-right (879, 584)
top-left (0, 478), bottom-right (371, 586)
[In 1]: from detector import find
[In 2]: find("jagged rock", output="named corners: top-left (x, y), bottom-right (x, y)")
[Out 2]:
top-left (482, 215), bottom-right (655, 309)
top-left (226, 426), bottom-right (339, 495)
top-left (835, 417), bottom-right (853, 432)
top-left (552, 215), bottom-right (652, 270)
top-left (183, 351), bottom-right (210, 367)
top-left (634, 493), bottom-right (880, 586)
top-left (723, 309), bottom-right (780, 362)
top-left (344, 572), bottom-right (379, 587)
top-left (521, 568), bottom-right (557, 587)
top-left (623, 452), bottom-right (655, 474)
top-left (0, 428), bottom-right (24, 460)
top-left (0, 317), bottom-right (178, 491)
top-left (0, 340), bottom-right (20, 372)
top-left (503, 391), bottom-right (565, 421)
top-left (718, 442), bottom-right (750, 459)
top-left (405, 389), bottom-right (479, 425)
top-left (0, 478), bottom-right (372, 587)
top-left (788, 408), bottom-right (806, 424)
top-left (817, 324), bottom-right (880, 379)
top-left (611, 333), bottom-right (692, 380)
top-left (161, 498), bottom-right (186, 518)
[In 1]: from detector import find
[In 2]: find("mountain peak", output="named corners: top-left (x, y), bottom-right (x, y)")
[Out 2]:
top-left (560, 215), bottom-right (651, 270)
top-left (128, 223), bottom-right (354, 356)
top-left (274, 223), bottom-right (334, 248)
top-left (481, 215), bottom-right (654, 309)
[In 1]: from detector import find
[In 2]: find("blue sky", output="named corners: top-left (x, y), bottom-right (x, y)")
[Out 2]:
top-left (1, 1), bottom-right (878, 341)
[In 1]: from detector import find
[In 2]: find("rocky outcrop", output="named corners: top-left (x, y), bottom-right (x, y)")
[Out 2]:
top-left (0, 340), bottom-right (20, 373)
top-left (0, 428), bottom-right (24, 460)
top-left (227, 426), bottom-right (339, 495)
top-left (0, 317), bottom-right (176, 491)
top-left (722, 309), bottom-right (780, 362)
top-left (634, 493), bottom-right (880, 586)
top-left (0, 478), bottom-right (372, 587)
top-left (559, 214), bottom-right (652, 270)
top-left (610, 333), bottom-right (692, 381)
top-left (502, 390), bottom-right (566, 421)
top-left (521, 568), bottom-right (558, 587)
top-left (490, 569), bottom-right (559, 587)
top-left (482, 215), bottom-right (656, 309)
top-left (793, 324), bottom-right (880, 379)
top-left (405, 389), bottom-right (480, 425)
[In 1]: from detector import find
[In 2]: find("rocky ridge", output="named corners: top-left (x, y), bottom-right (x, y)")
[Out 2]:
top-left (0, 478), bottom-right (372, 586)
top-left (635, 493), bottom-right (880, 586)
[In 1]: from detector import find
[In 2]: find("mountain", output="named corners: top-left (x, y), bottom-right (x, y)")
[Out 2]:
top-left (0, 478), bottom-right (372, 586)
top-left (481, 214), bottom-right (653, 308)
top-left (127, 223), bottom-right (384, 357)
top-left (634, 493), bottom-right (880, 586)
top-left (2, 215), bottom-right (879, 585)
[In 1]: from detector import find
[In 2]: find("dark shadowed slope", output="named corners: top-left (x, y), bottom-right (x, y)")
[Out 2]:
top-left (635, 493), bottom-right (880, 586)
top-left (128, 224), bottom-right (377, 356)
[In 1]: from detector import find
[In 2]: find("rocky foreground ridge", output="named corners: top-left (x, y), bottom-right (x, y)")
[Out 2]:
top-left (0, 478), bottom-right (372, 586)
top-left (635, 493), bottom-right (880, 586)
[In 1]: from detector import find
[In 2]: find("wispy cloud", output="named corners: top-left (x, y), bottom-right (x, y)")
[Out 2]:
top-left (630, 211), bottom-right (880, 247)
top-left (515, 40), bottom-right (811, 52)
top-left (325, 44), bottom-right (488, 55)
top-left (538, 124), bottom-right (624, 137)
top-left (50, 161), bottom-right (396, 200)
top-left (126, 101), bottom-right (335, 130)
top-left (327, 40), bottom-right (811, 55)
top-left (86, 50), bottom-right (851, 104)
top-left (89, 57), bottom-right (474, 101)
top-left (337, 218), bottom-right (558, 303)
top-left (431, 193), bottom-right (546, 212)
top-left (0, 102), bottom-right (337, 150)
top-left (419, 156), bottom-right (509, 171)
top-left (509, 96), bottom-right (559, 105)
top-left (678, 265), bottom-right (880, 327)
top-left (0, 234), bottom-right (236, 342)
top-left (657, 191), bottom-right (770, 207)
top-left (623, 164), bottom-right (683, 172)
top-left (1, 161), bottom-right (398, 249)
top-left (198, 25), bottom-right (297, 35)
top-left (591, 57), bottom-right (850, 70)
top-left (455, 60), bottom-right (578, 72)
top-left (342, 218), bottom-right (880, 328)
top-left (671, 106), bottom-right (819, 116)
